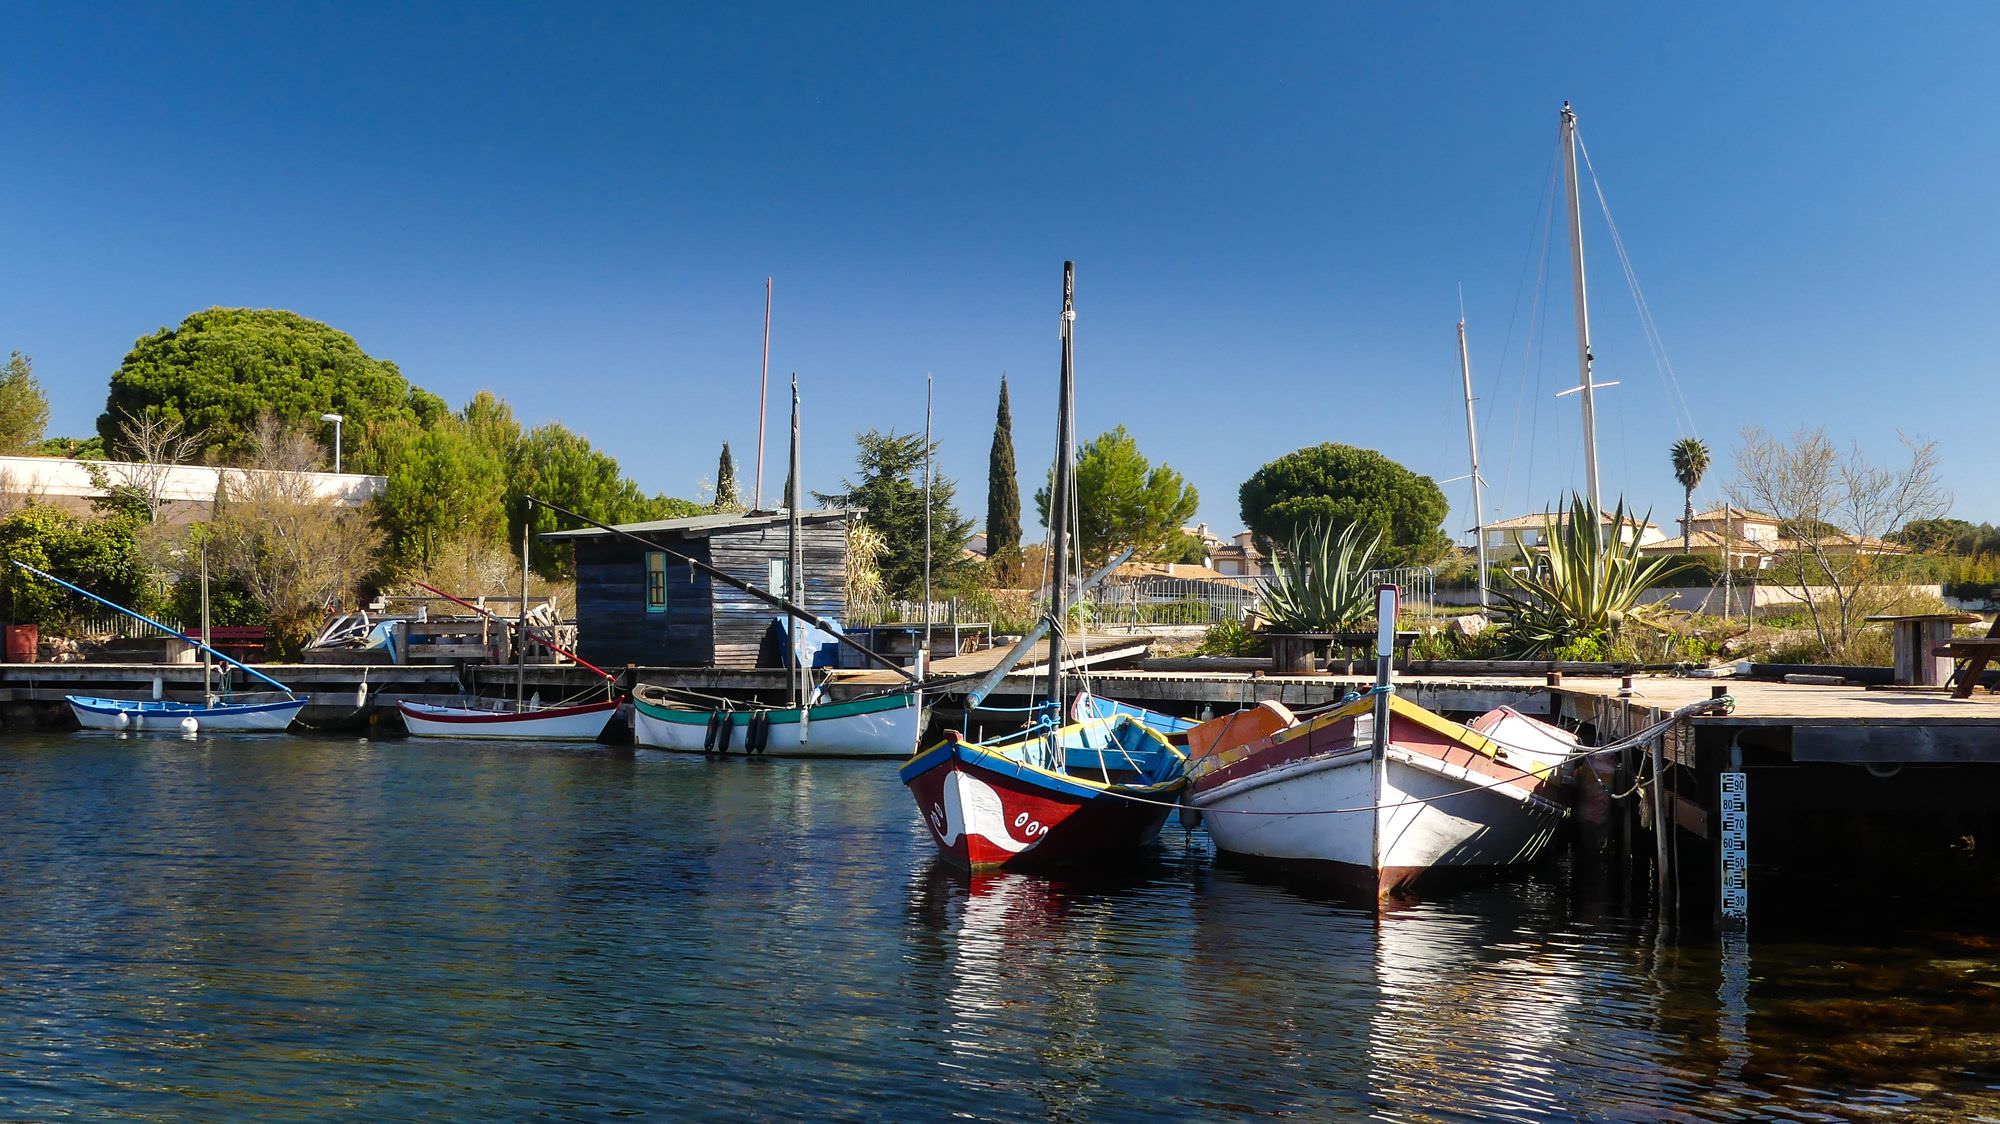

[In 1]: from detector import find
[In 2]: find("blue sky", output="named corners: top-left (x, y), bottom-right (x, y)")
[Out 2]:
top-left (5, 3), bottom-right (1998, 540)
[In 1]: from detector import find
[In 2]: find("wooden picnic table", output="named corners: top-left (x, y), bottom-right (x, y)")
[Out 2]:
top-left (1866, 612), bottom-right (1981, 687)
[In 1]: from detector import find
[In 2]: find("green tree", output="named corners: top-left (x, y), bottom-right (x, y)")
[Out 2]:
top-left (1036, 425), bottom-right (1199, 570)
top-left (510, 422), bottom-right (701, 578)
top-left (374, 419), bottom-right (507, 572)
top-left (1669, 437), bottom-right (1711, 552)
top-left (714, 442), bottom-right (741, 512)
top-left (1889, 517), bottom-right (1978, 554)
top-left (36, 435), bottom-right (106, 459)
top-left (815, 430), bottom-right (975, 598)
top-left (99, 308), bottom-right (441, 466)
top-left (1238, 443), bottom-right (1449, 567)
top-left (0, 352), bottom-right (50, 454)
top-left (986, 375), bottom-right (1021, 561)
top-left (458, 390), bottom-right (523, 465)
top-left (0, 503), bottom-right (156, 625)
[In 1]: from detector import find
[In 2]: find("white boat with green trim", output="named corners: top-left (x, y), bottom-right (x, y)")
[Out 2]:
top-left (630, 687), bottom-right (922, 758)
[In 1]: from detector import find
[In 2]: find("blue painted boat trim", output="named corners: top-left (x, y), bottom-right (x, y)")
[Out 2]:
top-left (66, 695), bottom-right (307, 718)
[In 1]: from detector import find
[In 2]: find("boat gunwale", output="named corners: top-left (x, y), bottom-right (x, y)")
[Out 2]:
top-left (631, 689), bottom-right (915, 726)
top-left (899, 717), bottom-right (1188, 799)
top-left (397, 698), bottom-right (620, 724)
top-left (66, 694), bottom-right (307, 717)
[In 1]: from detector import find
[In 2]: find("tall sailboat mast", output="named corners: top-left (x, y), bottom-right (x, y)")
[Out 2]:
top-left (1457, 318), bottom-right (1489, 610)
top-left (517, 516), bottom-right (530, 709)
top-left (922, 371), bottom-right (933, 678)
top-left (755, 277), bottom-right (773, 511)
top-left (1045, 261), bottom-right (1077, 721)
top-left (199, 537), bottom-right (213, 703)
top-left (1559, 101), bottom-right (1608, 526)
top-left (787, 375), bottom-right (805, 710)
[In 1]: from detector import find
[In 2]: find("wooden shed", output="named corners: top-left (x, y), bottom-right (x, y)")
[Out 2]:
top-left (544, 510), bottom-right (851, 669)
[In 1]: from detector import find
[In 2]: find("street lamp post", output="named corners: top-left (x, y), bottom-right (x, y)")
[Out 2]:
top-left (320, 413), bottom-right (344, 473)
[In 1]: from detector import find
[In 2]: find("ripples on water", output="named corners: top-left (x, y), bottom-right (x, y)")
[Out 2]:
top-left (1, 732), bottom-right (1998, 1119)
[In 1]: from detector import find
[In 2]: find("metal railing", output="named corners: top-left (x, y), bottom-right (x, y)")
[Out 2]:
top-left (848, 566), bottom-right (1439, 633)
top-left (64, 610), bottom-right (192, 641)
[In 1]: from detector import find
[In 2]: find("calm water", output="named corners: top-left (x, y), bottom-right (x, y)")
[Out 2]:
top-left (1, 732), bottom-right (1997, 1120)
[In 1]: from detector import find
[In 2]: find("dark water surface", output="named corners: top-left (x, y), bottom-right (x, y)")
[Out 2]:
top-left (1, 732), bottom-right (1997, 1120)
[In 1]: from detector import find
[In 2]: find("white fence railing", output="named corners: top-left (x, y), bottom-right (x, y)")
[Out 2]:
top-left (848, 566), bottom-right (1437, 632)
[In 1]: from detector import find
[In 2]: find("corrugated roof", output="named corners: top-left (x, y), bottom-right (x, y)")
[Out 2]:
top-left (540, 508), bottom-right (853, 541)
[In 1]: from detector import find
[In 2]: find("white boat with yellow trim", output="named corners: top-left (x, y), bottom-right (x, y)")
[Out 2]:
top-left (1185, 693), bottom-right (1575, 900)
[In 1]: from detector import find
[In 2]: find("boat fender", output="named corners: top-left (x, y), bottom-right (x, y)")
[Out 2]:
top-left (747, 710), bottom-right (771, 754)
top-left (704, 710), bottom-right (728, 754)
top-left (1177, 794), bottom-right (1202, 831)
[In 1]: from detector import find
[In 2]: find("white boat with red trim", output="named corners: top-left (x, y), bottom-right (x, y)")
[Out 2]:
top-left (398, 697), bottom-right (620, 740)
top-left (902, 715), bottom-right (1188, 870)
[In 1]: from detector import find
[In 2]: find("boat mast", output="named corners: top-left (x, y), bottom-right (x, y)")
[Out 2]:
top-left (788, 374), bottom-right (805, 710)
top-left (200, 537), bottom-right (213, 703)
top-left (517, 513), bottom-right (529, 709)
top-left (1046, 261), bottom-right (1076, 723)
top-left (755, 276), bottom-right (773, 511)
top-left (1559, 101), bottom-right (1606, 530)
top-left (1458, 318), bottom-right (1489, 610)
top-left (922, 371), bottom-right (933, 679)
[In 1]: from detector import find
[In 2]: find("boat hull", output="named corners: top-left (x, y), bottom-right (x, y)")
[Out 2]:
top-left (1188, 697), bottom-right (1567, 899)
top-left (631, 691), bottom-right (921, 758)
top-left (67, 695), bottom-right (305, 732)
top-left (398, 699), bottom-right (618, 740)
top-left (901, 733), bottom-right (1184, 870)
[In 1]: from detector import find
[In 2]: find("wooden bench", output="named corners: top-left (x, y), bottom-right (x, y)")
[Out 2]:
top-left (1936, 617), bottom-right (2000, 698)
top-left (203, 626), bottom-right (268, 661)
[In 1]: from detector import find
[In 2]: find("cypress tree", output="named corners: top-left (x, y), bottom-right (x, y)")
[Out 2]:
top-left (714, 441), bottom-right (740, 511)
top-left (986, 375), bottom-right (1021, 561)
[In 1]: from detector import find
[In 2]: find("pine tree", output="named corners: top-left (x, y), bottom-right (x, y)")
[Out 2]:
top-left (714, 442), bottom-right (741, 512)
top-left (817, 430), bottom-right (975, 598)
top-left (986, 374), bottom-right (1021, 564)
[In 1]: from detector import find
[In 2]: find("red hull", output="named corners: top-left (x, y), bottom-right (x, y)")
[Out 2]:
top-left (904, 751), bottom-right (1176, 870)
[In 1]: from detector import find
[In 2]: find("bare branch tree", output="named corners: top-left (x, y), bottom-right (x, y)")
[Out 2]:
top-left (1730, 426), bottom-right (1950, 656)
top-left (109, 409), bottom-right (204, 523)
top-left (209, 412), bottom-right (382, 654)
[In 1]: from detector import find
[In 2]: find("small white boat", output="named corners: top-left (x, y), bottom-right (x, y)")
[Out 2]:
top-left (631, 688), bottom-right (922, 758)
top-left (398, 698), bottom-right (619, 740)
top-left (67, 694), bottom-right (306, 732)
top-left (1185, 693), bottom-right (1574, 901)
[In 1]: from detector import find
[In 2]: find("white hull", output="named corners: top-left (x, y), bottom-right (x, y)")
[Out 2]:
top-left (1192, 744), bottom-right (1565, 896)
top-left (67, 695), bottom-right (305, 732)
top-left (398, 700), bottom-right (617, 740)
top-left (632, 695), bottom-right (921, 758)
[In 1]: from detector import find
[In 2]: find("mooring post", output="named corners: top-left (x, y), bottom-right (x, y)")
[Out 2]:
top-left (1650, 726), bottom-right (1672, 917)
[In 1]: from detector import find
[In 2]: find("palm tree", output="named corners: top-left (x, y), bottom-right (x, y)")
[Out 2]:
top-left (1669, 437), bottom-right (1711, 552)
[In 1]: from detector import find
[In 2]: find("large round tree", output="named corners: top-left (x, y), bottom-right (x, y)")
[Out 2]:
top-left (1238, 443), bottom-right (1450, 566)
top-left (98, 308), bottom-right (446, 468)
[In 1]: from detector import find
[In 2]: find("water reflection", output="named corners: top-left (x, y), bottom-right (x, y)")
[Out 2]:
top-left (3, 734), bottom-right (2000, 1117)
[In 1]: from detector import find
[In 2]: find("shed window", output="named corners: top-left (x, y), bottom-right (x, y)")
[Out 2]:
top-left (645, 552), bottom-right (668, 613)
top-left (768, 558), bottom-right (790, 593)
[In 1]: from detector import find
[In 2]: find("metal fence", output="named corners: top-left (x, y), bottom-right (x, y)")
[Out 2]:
top-left (849, 566), bottom-right (1439, 633)
top-left (66, 610), bottom-right (191, 640)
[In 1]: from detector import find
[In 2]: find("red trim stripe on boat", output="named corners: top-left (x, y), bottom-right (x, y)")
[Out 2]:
top-left (396, 700), bottom-right (619, 724)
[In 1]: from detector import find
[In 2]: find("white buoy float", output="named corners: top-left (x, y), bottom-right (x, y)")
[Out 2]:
top-left (114, 711), bottom-right (130, 730)
top-left (180, 716), bottom-right (199, 735)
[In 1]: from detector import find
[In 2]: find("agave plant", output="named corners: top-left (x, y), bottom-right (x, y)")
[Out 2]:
top-left (1498, 494), bottom-right (1688, 657)
top-left (1257, 520), bottom-right (1382, 634)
